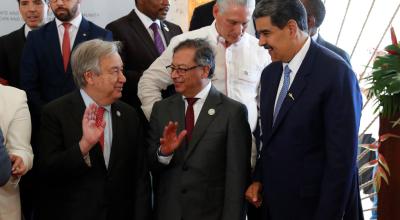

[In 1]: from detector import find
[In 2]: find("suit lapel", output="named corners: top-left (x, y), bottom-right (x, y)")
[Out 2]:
top-left (129, 10), bottom-right (160, 58)
top-left (260, 63), bottom-right (282, 142)
top-left (107, 103), bottom-right (120, 173)
top-left (160, 21), bottom-right (173, 45)
top-left (184, 86), bottom-right (222, 161)
top-left (269, 41), bottom-right (318, 136)
top-left (47, 20), bottom-right (64, 74)
top-left (72, 17), bottom-right (90, 49)
top-left (167, 95), bottom-right (186, 136)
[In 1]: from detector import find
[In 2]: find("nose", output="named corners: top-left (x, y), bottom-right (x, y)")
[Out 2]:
top-left (258, 35), bottom-right (267, 47)
top-left (118, 71), bottom-right (126, 83)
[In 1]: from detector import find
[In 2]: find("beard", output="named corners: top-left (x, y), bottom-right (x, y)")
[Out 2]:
top-left (53, 4), bottom-right (78, 22)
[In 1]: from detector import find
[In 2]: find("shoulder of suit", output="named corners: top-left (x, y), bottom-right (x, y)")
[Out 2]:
top-left (0, 85), bottom-right (26, 98)
top-left (0, 26), bottom-right (23, 40)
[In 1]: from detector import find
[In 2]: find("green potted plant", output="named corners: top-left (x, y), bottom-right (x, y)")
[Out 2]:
top-left (366, 27), bottom-right (400, 220)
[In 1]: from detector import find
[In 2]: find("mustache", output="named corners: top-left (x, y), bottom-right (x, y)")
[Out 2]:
top-left (262, 44), bottom-right (272, 50)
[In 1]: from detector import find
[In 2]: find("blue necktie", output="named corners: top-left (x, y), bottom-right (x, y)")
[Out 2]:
top-left (150, 23), bottom-right (165, 55)
top-left (273, 65), bottom-right (291, 125)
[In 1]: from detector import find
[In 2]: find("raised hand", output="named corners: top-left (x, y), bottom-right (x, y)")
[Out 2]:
top-left (159, 121), bottom-right (187, 156)
top-left (79, 103), bottom-right (106, 155)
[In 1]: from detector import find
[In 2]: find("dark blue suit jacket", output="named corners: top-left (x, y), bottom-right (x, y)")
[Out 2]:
top-left (316, 35), bottom-right (351, 66)
top-left (255, 40), bottom-right (363, 220)
top-left (20, 18), bottom-right (112, 123)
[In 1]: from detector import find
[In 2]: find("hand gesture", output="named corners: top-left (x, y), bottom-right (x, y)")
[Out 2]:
top-left (245, 181), bottom-right (263, 208)
top-left (10, 154), bottom-right (26, 177)
top-left (159, 121), bottom-right (186, 155)
top-left (79, 103), bottom-right (105, 155)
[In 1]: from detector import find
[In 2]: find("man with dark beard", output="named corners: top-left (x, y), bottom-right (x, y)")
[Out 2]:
top-left (20, 0), bottom-right (112, 147)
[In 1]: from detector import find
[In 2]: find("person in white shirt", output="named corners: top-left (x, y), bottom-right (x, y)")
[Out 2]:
top-left (0, 85), bottom-right (34, 220)
top-left (138, 0), bottom-right (271, 168)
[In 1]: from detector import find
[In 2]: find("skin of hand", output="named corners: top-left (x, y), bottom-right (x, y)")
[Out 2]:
top-left (159, 121), bottom-right (187, 155)
top-left (79, 103), bottom-right (106, 156)
top-left (10, 154), bottom-right (26, 177)
top-left (245, 181), bottom-right (263, 208)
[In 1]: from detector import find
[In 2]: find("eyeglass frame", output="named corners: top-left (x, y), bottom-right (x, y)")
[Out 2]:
top-left (165, 64), bottom-right (203, 76)
top-left (49, 0), bottom-right (71, 3)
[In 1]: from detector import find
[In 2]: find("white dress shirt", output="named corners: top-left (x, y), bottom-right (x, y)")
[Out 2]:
top-left (80, 89), bottom-right (113, 168)
top-left (157, 82), bottom-right (212, 164)
top-left (55, 13), bottom-right (82, 53)
top-left (274, 37), bottom-right (311, 109)
top-left (135, 9), bottom-right (167, 48)
top-left (138, 21), bottom-right (270, 132)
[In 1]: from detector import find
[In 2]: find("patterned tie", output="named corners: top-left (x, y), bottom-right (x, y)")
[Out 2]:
top-left (185, 98), bottom-right (199, 141)
top-left (95, 106), bottom-right (105, 152)
top-left (62, 23), bottom-right (72, 72)
top-left (149, 22), bottom-right (165, 55)
top-left (273, 65), bottom-right (291, 125)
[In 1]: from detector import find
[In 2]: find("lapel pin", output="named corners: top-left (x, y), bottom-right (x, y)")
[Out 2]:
top-left (208, 108), bottom-right (215, 116)
top-left (116, 111), bottom-right (121, 117)
top-left (83, 33), bottom-right (87, 37)
top-left (163, 24), bottom-right (169, 32)
top-left (288, 93), bottom-right (295, 101)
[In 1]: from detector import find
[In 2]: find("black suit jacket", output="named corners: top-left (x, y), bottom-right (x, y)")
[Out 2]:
top-left (189, 0), bottom-right (215, 31)
top-left (0, 25), bottom-right (26, 88)
top-left (36, 91), bottom-right (151, 220)
top-left (106, 10), bottom-right (182, 110)
top-left (316, 34), bottom-right (351, 66)
top-left (148, 86), bottom-right (252, 220)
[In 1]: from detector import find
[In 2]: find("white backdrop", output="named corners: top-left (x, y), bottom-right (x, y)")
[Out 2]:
top-left (0, 0), bottom-right (189, 36)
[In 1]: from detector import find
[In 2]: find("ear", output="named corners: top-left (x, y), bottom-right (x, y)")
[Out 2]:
top-left (286, 19), bottom-right (299, 38)
top-left (212, 4), bottom-right (219, 19)
top-left (84, 71), bottom-right (95, 85)
top-left (307, 15), bottom-right (316, 31)
top-left (201, 66), bottom-right (211, 79)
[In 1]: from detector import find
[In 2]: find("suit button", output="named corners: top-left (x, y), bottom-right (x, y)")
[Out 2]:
top-left (182, 165), bottom-right (188, 171)
top-left (181, 189), bottom-right (187, 194)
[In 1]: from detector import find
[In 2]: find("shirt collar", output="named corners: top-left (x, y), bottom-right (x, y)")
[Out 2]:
top-left (182, 82), bottom-right (212, 101)
top-left (55, 13), bottom-right (82, 29)
top-left (311, 33), bottom-right (319, 42)
top-left (24, 24), bottom-right (32, 38)
top-left (211, 20), bottom-right (245, 48)
top-left (284, 36), bottom-right (311, 74)
top-left (80, 89), bottom-right (111, 112)
top-left (135, 9), bottom-right (161, 30)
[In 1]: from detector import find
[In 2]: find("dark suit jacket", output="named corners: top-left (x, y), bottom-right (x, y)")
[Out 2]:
top-left (316, 34), bottom-right (351, 66)
top-left (255, 40), bottom-right (363, 220)
top-left (36, 91), bottom-right (151, 220)
top-left (0, 130), bottom-right (11, 186)
top-left (147, 85), bottom-right (252, 220)
top-left (189, 1), bottom-right (215, 31)
top-left (106, 10), bottom-right (182, 110)
top-left (20, 18), bottom-right (113, 127)
top-left (0, 25), bottom-right (26, 88)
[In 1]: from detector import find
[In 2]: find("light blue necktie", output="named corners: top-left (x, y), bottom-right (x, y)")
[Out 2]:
top-left (273, 65), bottom-right (291, 125)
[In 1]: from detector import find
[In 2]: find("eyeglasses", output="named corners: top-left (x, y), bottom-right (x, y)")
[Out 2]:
top-left (165, 65), bottom-right (202, 75)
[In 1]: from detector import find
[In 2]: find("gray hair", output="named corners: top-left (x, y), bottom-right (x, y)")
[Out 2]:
top-left (173, 38), bottom-right (216, 78)
top-left (253, 0), bottom-right (308, 32)
top-left (216, 0), bottom-right (252, 13)
top-left (71, 39), bottom-right (121, 88)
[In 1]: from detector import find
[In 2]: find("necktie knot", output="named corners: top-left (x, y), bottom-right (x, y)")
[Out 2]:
top-left (186, 98), bottom-right (199, 106)
top-left (149, 22), bottom-right (159, 32)
top-left (62, 22), bottom-right (71, 30)
top-left (283, 65), bottom-right (291, 76)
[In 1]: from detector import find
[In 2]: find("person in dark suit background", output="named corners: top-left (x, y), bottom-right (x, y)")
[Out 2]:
top-left (300, 0), bottom-right (351, 65)
top-left (0, 0), bottom-right (48, 87)
top-left (20, 0), bottom-right (112, 141)
top-left (36, 39), bottom-right (150, 220)
top-left (147, 39), bottom-right (252, 220)
top-left (0, 130), bottom-right (11, 187)
top-left (246, 0), bottom-right (363, 219)
top-left (106, 0), bottom-right (182, 111)
top-left (189, 0), bottom-right (215, 31)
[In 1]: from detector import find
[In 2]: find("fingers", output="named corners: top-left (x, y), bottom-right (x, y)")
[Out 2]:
top-left (10, 155), bottom-right (26, 176)
top-left (245, 182), bottom-right (263, 208)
